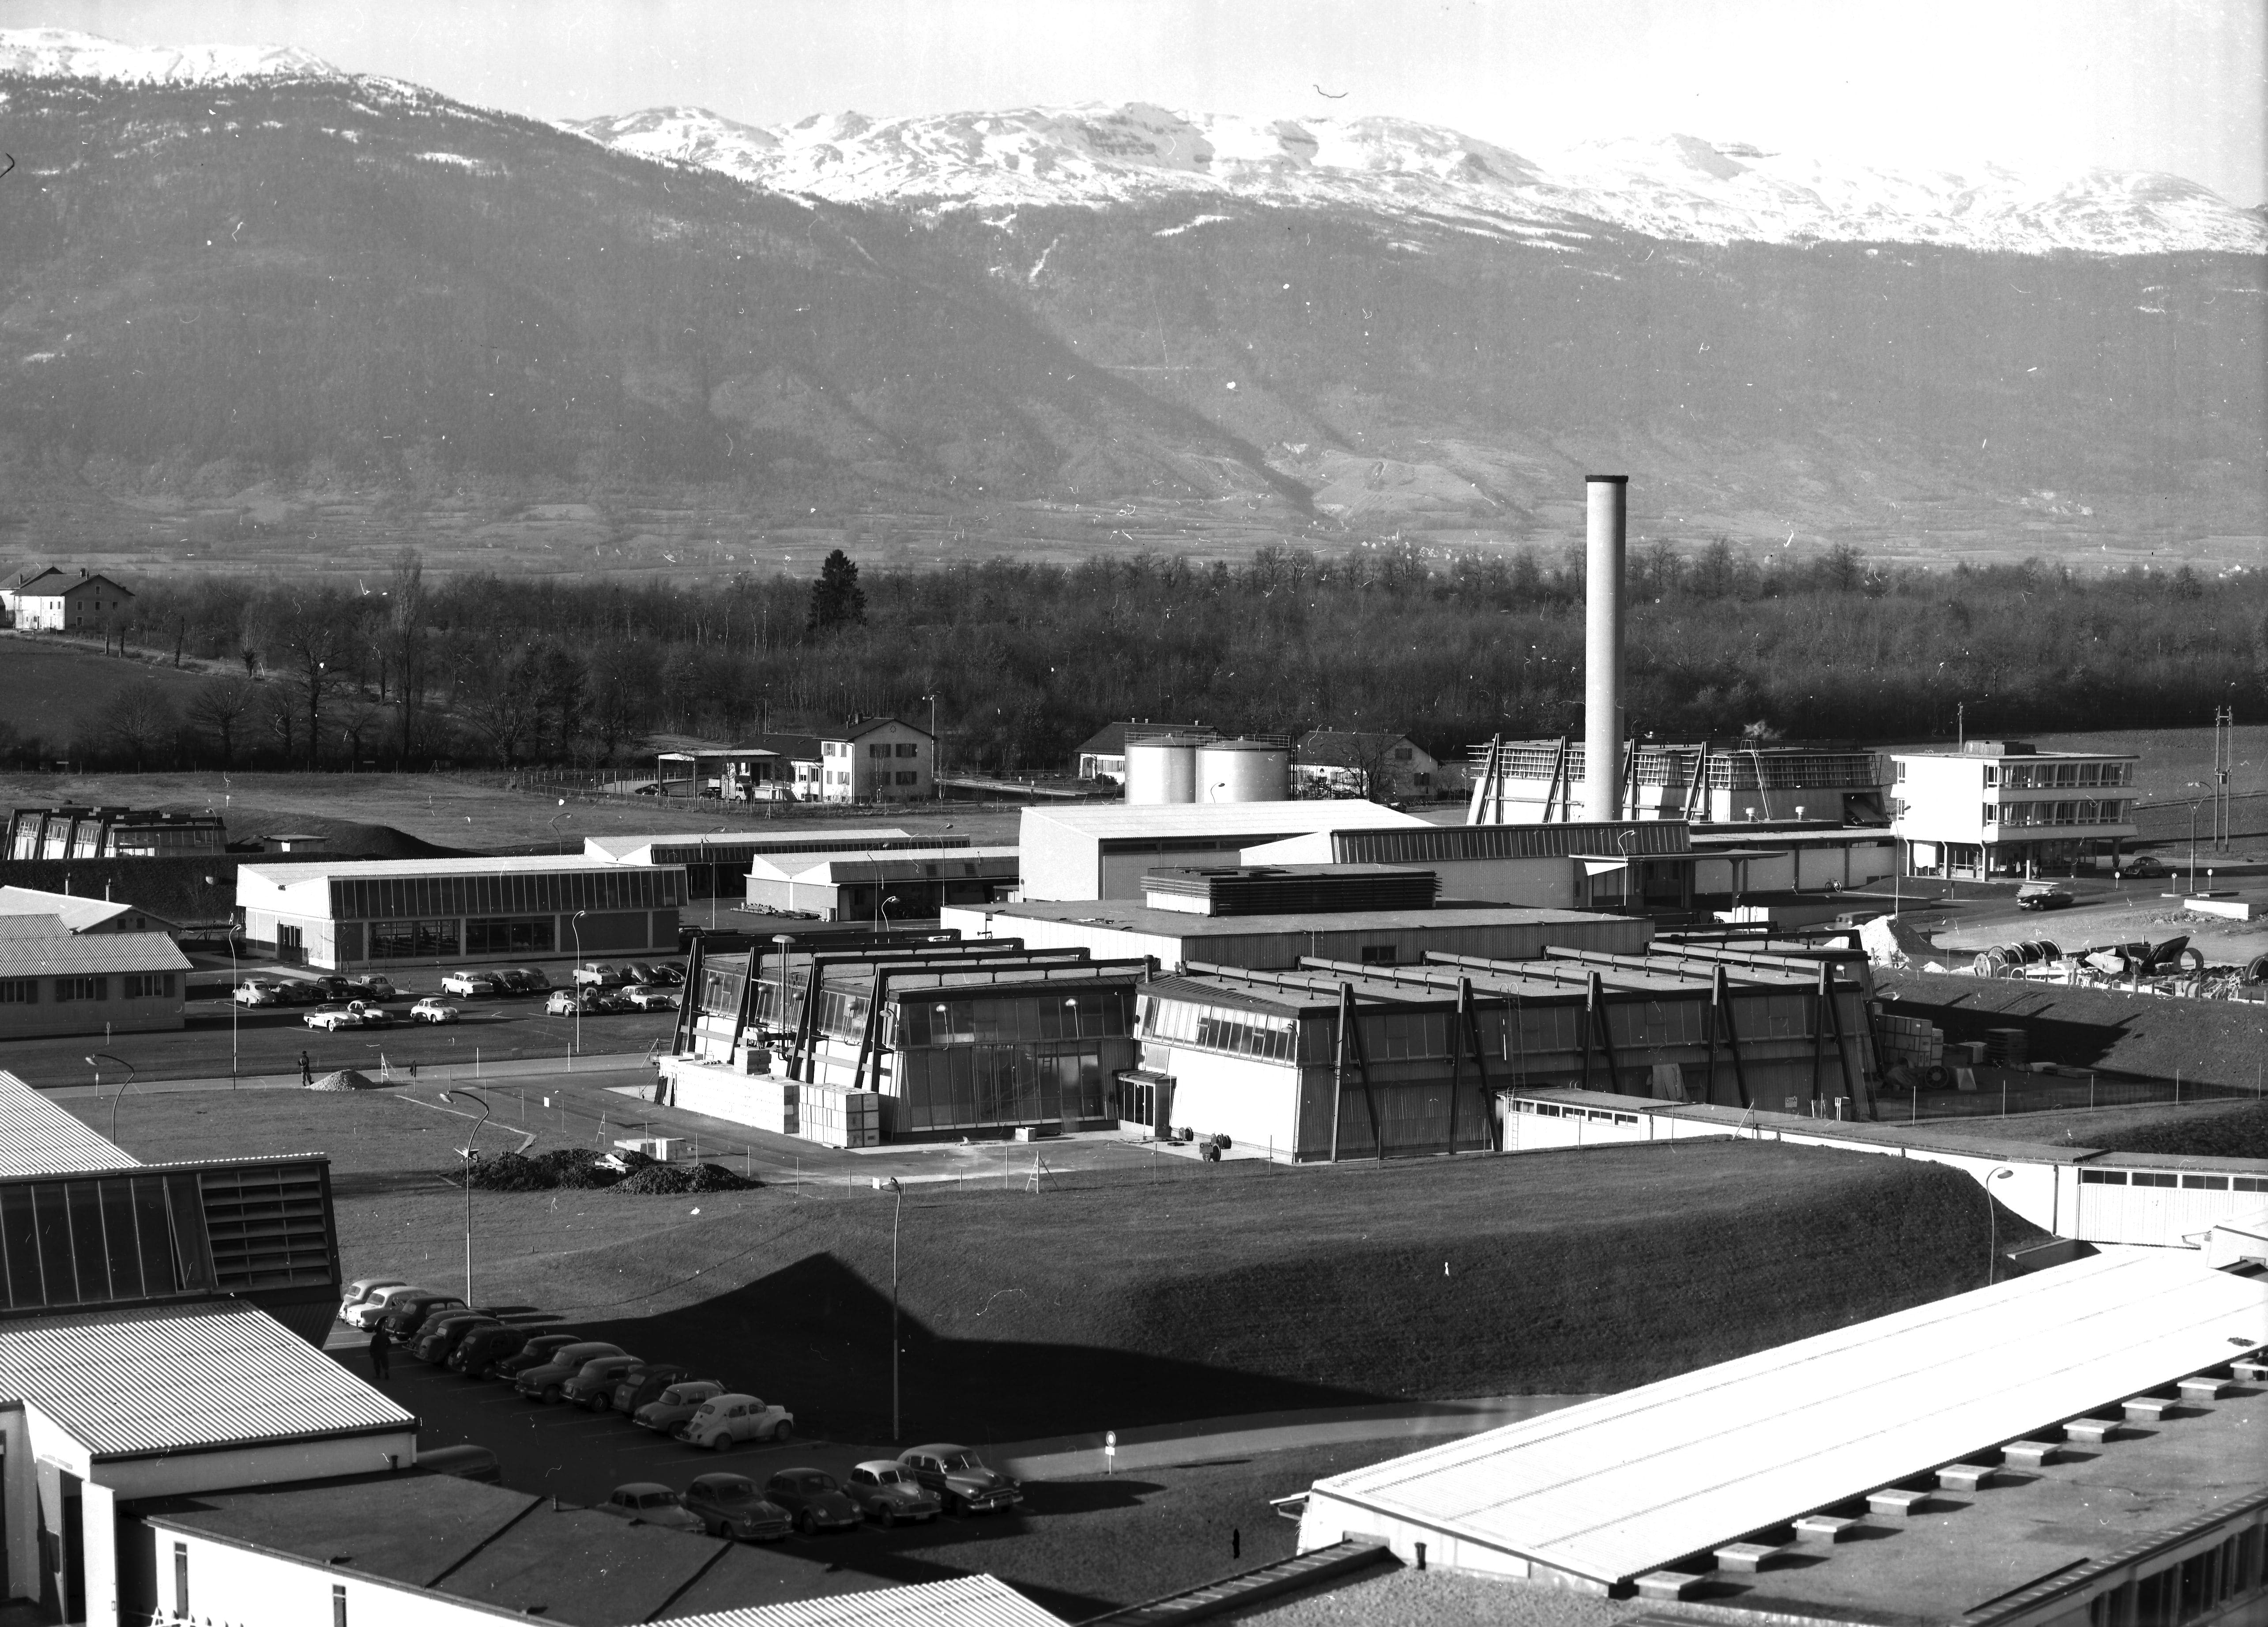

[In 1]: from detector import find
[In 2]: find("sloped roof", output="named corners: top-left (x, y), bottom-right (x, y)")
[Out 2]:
top-left (0, 1068), bottom-right (137, 1176)
top-left (0, 921), bottom-right (191, 978)
top-left (838, 717), bottom-right (931, 742)
top-left (0, 1299), bottom-right (415, 1459)
top-left (0, 885), bottom-right (168, 933)
top-left (670, 1574), bottom-right (1063, 1627)
top-left (1296, 729), bottom-right (1427, 765)
top-left (2, 566), bottom-right (66, 595)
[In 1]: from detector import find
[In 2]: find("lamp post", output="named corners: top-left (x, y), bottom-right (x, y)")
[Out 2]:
top-left (879, 894), bottom-right (901, 936)
top-left (886, 1175), bottom-right (903, 1440)
top-left (225, 923), bottom-right (241, 1086)
top-left (87, 1053), bottom-right (135, 1141)
top-left (439, 1090), bottom-right (493, 1303)
top-left (570, 910), bottom-right (587, 1057)
top-left (2188, 797), bottom-right (2203, 895)
top-left (1985, 1165), bottom-right (2015, 1285)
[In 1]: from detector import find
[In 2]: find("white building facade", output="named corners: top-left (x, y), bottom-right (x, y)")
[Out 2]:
top-left (1889, 742), bottom-right (2138, 880)
top-left (817, 719), bottom-right (933, 803)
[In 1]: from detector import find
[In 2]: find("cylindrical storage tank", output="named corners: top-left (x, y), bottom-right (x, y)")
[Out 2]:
top-left (1197, 740), bottom-right (1290, 802)
top-left (1125, 737), bottom-right (1198, 804)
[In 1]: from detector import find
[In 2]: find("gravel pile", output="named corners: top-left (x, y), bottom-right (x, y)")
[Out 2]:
top-left (613, 1161), bottom-right (759, 1194)
top-left (464, 1147), bottom-right (755, 1193)
top-left (305, 1069), bottom-right (377, 1092)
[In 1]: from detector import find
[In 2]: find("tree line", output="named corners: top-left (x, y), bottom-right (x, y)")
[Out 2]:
top-left (19, 541), bottom-right (2265, 779)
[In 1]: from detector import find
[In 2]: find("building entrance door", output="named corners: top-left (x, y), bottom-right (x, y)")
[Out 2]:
top-left (278, 924), bottom-right (305, 965)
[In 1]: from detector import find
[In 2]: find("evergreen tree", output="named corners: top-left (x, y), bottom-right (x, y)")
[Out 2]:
top-left (807, 550), bottom-right (867, 634)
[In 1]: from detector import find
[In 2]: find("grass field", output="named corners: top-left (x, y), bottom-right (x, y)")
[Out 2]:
top-left (0, 635), bottom-right (220, 754)
top-left (75, 1088), bottom-right (2031, 1443)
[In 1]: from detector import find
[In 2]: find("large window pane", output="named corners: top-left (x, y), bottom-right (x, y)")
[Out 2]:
top-left (133, 1178), bottom-right (179, 1296)
top-left (33, 1184), bottom-right (77, 1306)
top-left (0, 1185), bottom-right (41, 1308)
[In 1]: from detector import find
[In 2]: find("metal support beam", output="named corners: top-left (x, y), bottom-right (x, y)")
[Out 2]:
top-left (1714, 964), bottom-right (1752, 1110)
top-left (1590, 971), bottom-right (1623, 1092)
top-left (1331, 985), bottom-right (1351, 1163)
top-left (1346, 988), bottom-right (1383, 1161)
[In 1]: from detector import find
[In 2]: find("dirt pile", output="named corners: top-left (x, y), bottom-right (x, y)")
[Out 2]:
top-left (465, 1147), bottom-right (756, 1193)
top-left (306, 1069), bottom-right (377, 1091)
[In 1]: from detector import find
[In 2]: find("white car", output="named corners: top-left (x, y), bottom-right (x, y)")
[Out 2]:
top-left (338, 1276), bottom-right (410, 1325)
top-left (441, 972), bottom-right (499, 998)
top-left (573, 962), bottom-right (623, 988)
top-left (620, 985), bottom-right (677, 1012)
top-left (304, 1003), bottom-right (365, 1031)
top-left (410, 998), bottom-right (460, 1025)
top-left (347, 1284), bottom-right (430, 1330)
top-left (676, 1393), bottom-right (794, 1450)
top-left (234, 980), bottom-right (286, 1007)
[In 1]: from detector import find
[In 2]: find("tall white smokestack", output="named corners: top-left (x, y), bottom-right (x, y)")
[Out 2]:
top-left (1583, 475), bottom-right (1628, 821)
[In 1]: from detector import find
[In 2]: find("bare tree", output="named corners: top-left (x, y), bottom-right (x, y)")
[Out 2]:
top-left (244, 587), bottom-right (362, 768)
top-left (389, 547), bottom-right (427, 760)
top-left (95, 679), bottom-right (179, 771)
top-left (336, 695), bottom-right (385, 766)
top-left (185, 676), bottom-right (256, 768)
top-left (459, 643), bottom-right (545, 765)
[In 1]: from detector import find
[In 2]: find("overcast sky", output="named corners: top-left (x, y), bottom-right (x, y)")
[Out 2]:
top-left (9, 0), bottom-right (2264, 203)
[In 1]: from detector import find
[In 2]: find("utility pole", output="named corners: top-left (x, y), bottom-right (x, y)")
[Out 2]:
top-left (2214, 705), bottom-right (2234, 851)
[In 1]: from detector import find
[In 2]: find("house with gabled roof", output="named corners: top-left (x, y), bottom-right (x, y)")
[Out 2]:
top-left (0, 565), bottom-right (134, 632)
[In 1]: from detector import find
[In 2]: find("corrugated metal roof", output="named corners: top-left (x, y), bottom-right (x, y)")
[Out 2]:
top-left (1023, 802), bottom-right (1430, 843)
top-left (1328, 821), bottom-right (1693, 864)
top-left (0, 1069), bottom-right (138, 1175)
top-left (585, 829), bottom-right (913, 860)
top-left (670, 1574), bottom-right (1062, 1627)
top-left (0, 926), bottom-right (191, 978)
top-left (238, 855), bottom-right (645, 883)
top-left (1307, 1250), bottom-right (2268, 1585)
top-left (0, 1299), bottom-right (414, 1458)
top-left (0, 887), bottom-right (147, 932)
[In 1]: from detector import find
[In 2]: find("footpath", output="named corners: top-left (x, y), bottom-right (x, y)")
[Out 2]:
top-left (29, 1050), bottom-right (658, 1098)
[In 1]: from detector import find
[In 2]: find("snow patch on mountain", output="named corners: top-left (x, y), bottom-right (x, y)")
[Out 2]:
top-left (0, 26), bottom-right (336, 84)
top-left (566, 102), bottom-right (2268, 257)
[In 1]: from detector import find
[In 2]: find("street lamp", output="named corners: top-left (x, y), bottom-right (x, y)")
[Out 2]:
top-left (87, 1053), bottom-right (136, 1142)
top-left (1985, 1166), bottom-right (2016, 1285)
top-left (885, 1176), bottom-right (903, 1440)
top-left (224, 923), bottom-right (242, 1086)
top-left (570, 910), bottom-right (587, 1057)
top-left (439, 1090), bottom-right (493, 1303)
top-left (879, 894), bottom-right (901, 935)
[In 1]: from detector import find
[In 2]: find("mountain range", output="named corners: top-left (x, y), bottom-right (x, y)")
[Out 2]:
top-left (0, 27), bottom-right (2260, 577)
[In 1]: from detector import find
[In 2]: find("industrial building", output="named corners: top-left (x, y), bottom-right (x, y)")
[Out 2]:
top-left (1466, 736), bottom-right (1890, 826)
top-left (1072, 721), bottom-right (1218, 783)
top-left (236, 855), bottom-right (686, 969)
top-left (0, 885), bottom-right (179, 936)
top-left (1294, 1245), bottom-right (2268, 1611)
top-left (4, 806), bottom-right (226, 861)
top-left (1120, 731), bottom-right (1295, 804)
top-left (0, 565), bottom-right (133, 632)
top-left (0, 915), bottom-right (190, 1038)
top-left (1891, 741), bottom-right (2139, 878)
top-left (1129, 942), bottom-right (1876, 1159)
top-left (661, 936), bottom-right (1149, 1144)
top-left (741, 846), bottom-right (1018, 921)
top-left (1016, 801), bottom-right (1430, 902)
top-left (586, 828), bottom-right (967, 902)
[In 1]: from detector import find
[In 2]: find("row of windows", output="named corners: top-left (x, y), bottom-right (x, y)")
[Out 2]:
top-left (369, 920), bottom-right (461, 960)
top-left (897, 989), bottom-right (1130, 1049)
top-left (0, 1173), bottom-right (215, 1312)
top-left (329, 868), bottom-right (682, 921)
top-left (1986, 800), bottom-right (2129, 827)
top-left (2080, 1169), bottom-right (2267, 1192)
top-left (1140, 997), bottom-right (1302, 1063)
top-left (466, 917), bottom-right (555, 954)
top-left (1993, 761), bottom-right (2132, 788)
top-left (897, 1043), bottom-right (1119, 1131)
top-left (1513, 1100), bottom-right (1643, 1125)
top-left (2088, 1522), bottom-right (2264, 1626)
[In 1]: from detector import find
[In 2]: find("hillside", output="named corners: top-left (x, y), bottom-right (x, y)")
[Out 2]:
top-left (0, 58), bottom-right (2258, 576)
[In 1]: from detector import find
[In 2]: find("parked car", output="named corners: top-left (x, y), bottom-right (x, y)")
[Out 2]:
top-left (621, 984), bottom-right (677, 1012)
top-left (349, 1000), bottom-right (396, 1028)
top-left (595, 1484), bottom-right (706, 1533)
top-left (311, 974), bottom-right (353, 1000)
top-left (650, 963), bottom-right (685, 988)
top-left (348, 1284), bottom-right (433, 1330)
top-left (897, 1444), bottom-right (1022, 1515)
top-left (416, 1444), bottom-right (502, 1483)
top-left (442, 971), bottom-right (500, 998)
top-left (233, 979), bottom-right (287, 1007)
top-left (634, 1380), bottom-right (726, 1434)
top-left (452, 1322), bottom-right (533, 1377)
top-left (411, 997), bottom-right (460, 1024)
top-left (573, 962), bottom-right (625, 988)
top-left (680, 1472), bottom-right (793, 1541)
top-left (544, 989), bottom-right (581, 1018)
top-left (621, 962), bottom-right (659, 986)
top-left (347, 973), bottom-right (400, 1001)
top-left (414, 1312), bottom-right (501, 1364)
top-left (516, 1341), bottom-right (626, 1403)
top-left (562, 1354), bottom-right (642, 1410)
top-left (511, 966), bottom-right (552, 992)
top-left (380, 1292), bottom-right (468, 1339)
top-left (305, 1003), bottom-right (365, 1031)
top-left (612, 1363), bottom-right (693, 1416)
top-left (676, 1393), bottom-right (793, 1450)
top-left (580, 989), bottom-right (631, 1015)
top-left (489, 967), bottom-right (533, 995)
top-left (2121, 855), bottom-right (2170, 880)
top-left (846, 1461), bottom-right (943, 1527)
top-left (491, 1332), bottom-right (584, 1382)
top-left (338, 1277), bottom-right (410, 1325)
top-left (2016, 883), bottom-right (2076, 912)
top-left (761, 1469), bottom-right (862, 1535)
top-left (275, 981), bottom-right (323, 1006)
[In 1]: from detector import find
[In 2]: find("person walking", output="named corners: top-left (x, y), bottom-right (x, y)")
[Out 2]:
top-left (367, 1324), bottom-right (392, 1382)
top-left (299, 1049), bottom-right (314, 1087)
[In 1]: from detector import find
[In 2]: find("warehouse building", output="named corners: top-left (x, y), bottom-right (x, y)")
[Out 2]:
top-left (4, 807), bottom-right (226, 861)
top-left (1466, 736), bottom-right (1890, 826)
top-left (1891, 741), bottom-right (2139, 879)
top-left (586, 828), bottom-right (964, 902)
top-left (1017, 801), bottom-right (1429, 902)
top-left (1130, 943), bottom-right (1876, 1159)
top-left (0, 915), bottom-right (190, 1038)
top-left (661, 936), bottom-right (1149, 1144)
top-left (1295, 1245), bottom-right (2268, 1613)
top-left (742, 846), bottom-right (1019, 921)
top-left (236, 855), bottom-right (685, 970)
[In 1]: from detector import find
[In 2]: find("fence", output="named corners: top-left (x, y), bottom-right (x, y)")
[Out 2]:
top-left (1885, 1072), bottom-right (2263, 1121)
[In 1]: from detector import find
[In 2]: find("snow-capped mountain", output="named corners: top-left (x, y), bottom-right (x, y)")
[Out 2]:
top-left (0, 26), bottom-right (336, 84)
top-left (566, 102), bottom-right (2267, 257)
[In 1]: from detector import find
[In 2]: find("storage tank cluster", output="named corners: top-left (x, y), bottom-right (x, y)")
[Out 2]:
top-left (1125, 736), bottom-right (1290, 804)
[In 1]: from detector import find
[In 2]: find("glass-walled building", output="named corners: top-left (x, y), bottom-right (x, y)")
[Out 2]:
top-left (237, 857), bottom-right (686, 969)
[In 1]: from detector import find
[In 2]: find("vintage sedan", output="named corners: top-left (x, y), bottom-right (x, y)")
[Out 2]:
top-left (413, 1312), bottom-right (501, 1364)
top-left (674, 1393), bottom-right (793, 1450)
top-left (452, 1322), bottom-right (532, 1378)
top-left (846, 1461), bottom-right (943, 1528)
top-left (595, 1484), bottom-right (706, 1533)
top-left (620, 984), bottom-right (677, 1012)
top-left (612, 1363), bottom-right (693, 1416)
top-left (490, 1333), bottom-right (583, 1382)
top-left (633, 1380), bottom-right (725, 1434)
top-left (514, 1341), bottom-right (626, 1404)
top-left (303, 1003), bottom-right (366, 1031)
top-left (337, 1277), bottom-right (409, 1325)
top-left (410, 997), bottom-right (460, 1024)
top-left (441, 971), bottom-right (501, 998)
top-left (897, 1444), bottom-right (1023, 1515)
top-left (233, 979), bottom-right (288, 1007)
top-left (346, 1284), bottom-right (431, 1330)
top-left (760, 1469), bottom-right (862, 1536)
top-left (680, 1473), bottom-right (792, 1542)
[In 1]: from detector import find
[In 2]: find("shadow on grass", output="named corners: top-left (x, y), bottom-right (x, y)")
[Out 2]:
top-left (573, 1251), bottom-right (1387, 1442)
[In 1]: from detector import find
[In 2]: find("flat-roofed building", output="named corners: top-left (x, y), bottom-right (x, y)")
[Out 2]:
top-left (1295, 1248), bottom-right (2268, 1609)
top-left (1017, 802), bottom-right (1430, 902)
top-left (742, 846), bottom-right (1019, 922)
top-left (0, 915), bottom-right (190, 1037)
top-left (236, 855), bottom-right (686, 970)
top-left (586, 828), bottom-right (962, 904)
top-left (1891, 740), bottom-right (2140, 880)
top-left (1468, 737), bottom-right (1890, 826)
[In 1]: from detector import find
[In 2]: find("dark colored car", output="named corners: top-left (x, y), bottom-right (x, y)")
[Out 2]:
top-left (595, 1483), bottom-right (705, 1533)
top-left (761, 1469), bottom-right (863, 1535)
top-left (513, 966), bottom-right (552, 992)
top-left (516, 1341), bottom-right (627, 1403)
top-left (401, 1301), bottom-right (480, 1348)
top-left (452, 1322), bottom-right (533, 1377)
top-left (650, 963), bottom-right (685, 987)
top-left (897, 1444), bottom-right (1023, 1515)
top-left (681, 1473), bottom-right (792, 1542)
top-left (612, 1363), bottom-right (693, 1416)
top-left (2017, 883), bottom-right (2076, 911)
top-left (622, 962), bottom-right (659, 986)
top-left (413, 1312), bottom-right (501, 1364)
top-left (380, 1292), bottom-right (467, 1338)
top-left (491, 1332), bottom-right (584, 1382)
top-left (562, 1354), bottom-right (641, 1410)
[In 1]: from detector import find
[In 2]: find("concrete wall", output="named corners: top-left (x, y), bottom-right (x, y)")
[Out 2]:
top-left (142, 1522), bottom-right (507, 1627)
top-left (0, 982), bottom-right (182, 1039)
top-left (1138, 1044), bottom-right (1306, 1157)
